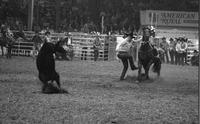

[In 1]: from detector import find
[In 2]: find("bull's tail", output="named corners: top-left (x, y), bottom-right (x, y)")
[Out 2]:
top-left (152, 56), bottom-right (161, 76)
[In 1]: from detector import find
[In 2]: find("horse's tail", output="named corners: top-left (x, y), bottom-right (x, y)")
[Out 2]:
top-left (152, 56), bottom-right (161, 76)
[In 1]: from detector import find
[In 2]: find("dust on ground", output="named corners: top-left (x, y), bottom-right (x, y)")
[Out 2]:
top-left (0, 57), bottom-right (198, 124)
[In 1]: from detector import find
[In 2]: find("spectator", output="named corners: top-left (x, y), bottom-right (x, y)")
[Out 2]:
top-left (181, 38), bottom-right (188, 65)
top-left (44, 31), bottom-right (51, 43)
top-left (93, 35), bottom-right (102, 61)
top-left (169, 38), bottom-right (176, 64)
top-left (160, 37), bottom-right (169, 63)
top-left (175, 39), bottom-right (182, 65)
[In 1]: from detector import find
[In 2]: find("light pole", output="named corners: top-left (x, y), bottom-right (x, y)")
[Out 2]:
top-left (100, 12), bottom-right (105, 34)
top-left (28, 0), bottom-right (34, 31)
top-left (198, 0), bottom-right (200, 122)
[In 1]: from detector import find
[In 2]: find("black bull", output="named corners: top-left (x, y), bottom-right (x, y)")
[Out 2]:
top-left (36, 41), bottom-right (68, 94)
top-left (137, 42), bottom-right (161, 81)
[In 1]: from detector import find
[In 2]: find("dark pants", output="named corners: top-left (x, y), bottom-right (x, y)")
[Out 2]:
top-left (117, 53), bottom-right (136, 80)
top-left (159, 52), bottom-right (165, 63)
top-left (94, 49), bottom-right (99, 61)
top-left (164, 50), bottom-right (169, 63)
top-left (174, 52), bottom-right (177, 65)
top-left (6, 45), bottom-right (12, 59)
top-left (175, 52), bottom-right (183, 65)
top-left (180, 53), bottom-right (185, 65)
top-left (183, 51), bottom-right (188, 64)
top-left (169, 50), bottom-right (175, 64)
top-left (175, 52), bottom-right (179, 65)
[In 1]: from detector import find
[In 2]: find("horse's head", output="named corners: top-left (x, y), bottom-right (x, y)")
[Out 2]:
top-left (13, 31), bottom-right (27, 41)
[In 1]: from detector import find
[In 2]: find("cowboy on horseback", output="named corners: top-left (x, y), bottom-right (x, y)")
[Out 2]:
top-left (1, 23), bottom-right (7, 38)
top-left (5, 25), bottom-right (15, 58)
top-left (0, 23), bottom-right (7, 56)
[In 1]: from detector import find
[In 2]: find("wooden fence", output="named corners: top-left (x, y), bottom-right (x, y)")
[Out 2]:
top-left (3, 31), bottom-right (117, 60)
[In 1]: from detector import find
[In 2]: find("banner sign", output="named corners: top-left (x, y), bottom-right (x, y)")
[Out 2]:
top-left (140, 10), bottom-right (198, 27)
top-left (155, 29), bottom-right (198, 39)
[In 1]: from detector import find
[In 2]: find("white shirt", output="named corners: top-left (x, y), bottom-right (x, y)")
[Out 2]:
top-left (180, 42), bottom-right (188, 52)
top-left (116, 36), bottom-right (142, 52)
top-left (176, 42), bottom-right (182, 53)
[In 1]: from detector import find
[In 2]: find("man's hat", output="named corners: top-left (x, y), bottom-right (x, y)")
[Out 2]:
top-left (194, 50), bottom-right (198, 53)
top-left (142, 26), bottom-right (151, 31)
top-left (169, 38), bottom-right (173, 41)
top-left (124, 31), bottom-right (133, 38)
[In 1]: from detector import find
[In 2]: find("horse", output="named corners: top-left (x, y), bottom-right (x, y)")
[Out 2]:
top-left (0, 31), bottom-right (27, 58)
top-left (36, 41), bottom-right (68, 94)
top-left (137, 41), bottom-right (161, 82)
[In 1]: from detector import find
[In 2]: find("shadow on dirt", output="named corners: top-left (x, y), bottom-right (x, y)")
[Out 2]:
top-left (125, 75), bottom-right (156, 84)
top-left (32, 83), bottom-right (69, 94)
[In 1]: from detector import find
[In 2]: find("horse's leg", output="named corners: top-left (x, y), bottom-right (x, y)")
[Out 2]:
top-left (137, 61), bottom-right (142, 82)
top-left (6, 47), bottom-right (9, 59)
top-left (153, 57), bottom-right (161, 77)
top-left (6, 46), bottom-right (11, 59)
top-left (144, 67), bottom-right (150, 80)
top-left (145, 60), bottom-right (153, 80)
top-left (1, 46), bottom-right (4, 56)
top-left (9, 47), bottom-right (11, 58)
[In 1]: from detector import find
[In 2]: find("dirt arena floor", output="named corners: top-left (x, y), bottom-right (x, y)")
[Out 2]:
top-left (0, 56), bottom-right (198, 124)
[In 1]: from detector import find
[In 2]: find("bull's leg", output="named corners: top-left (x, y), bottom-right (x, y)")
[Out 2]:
top-left (42, 83), bottom-right (48, 93)
top-left (38, 73), bottom-right (49, 92)
top-left (54, 72), bottom-right (61, 88)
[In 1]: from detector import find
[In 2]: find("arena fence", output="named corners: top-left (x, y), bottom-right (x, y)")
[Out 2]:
top-left (2, 31), bottom-right (197, 63)
top-left (187, 39), bottom-right (198, 63)
top-left (69, 32), bottom-right (116, 61)
top-left (6, 32), bottom-right (117, 60)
